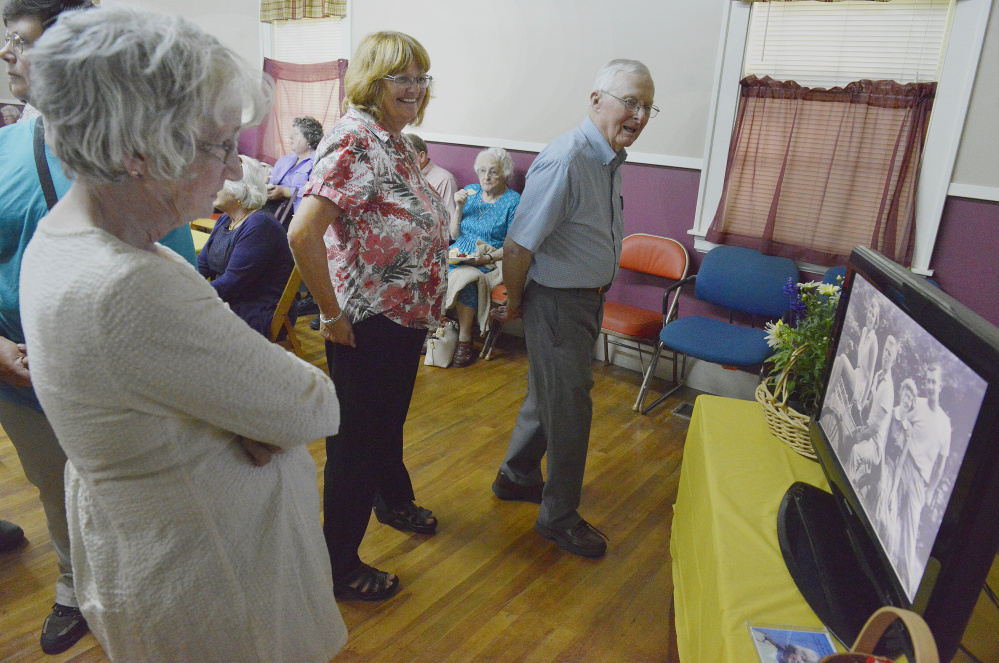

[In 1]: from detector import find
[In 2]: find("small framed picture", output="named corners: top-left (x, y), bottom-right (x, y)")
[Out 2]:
top-left (747, 623), bottom-right (838, 663)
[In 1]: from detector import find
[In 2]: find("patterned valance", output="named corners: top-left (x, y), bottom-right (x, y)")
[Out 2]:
top-left (260, 0), bottom-right (346, 22)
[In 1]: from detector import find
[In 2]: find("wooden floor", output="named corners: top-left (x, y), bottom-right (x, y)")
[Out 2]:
top-left (0, 319), bottom-right (693, 662)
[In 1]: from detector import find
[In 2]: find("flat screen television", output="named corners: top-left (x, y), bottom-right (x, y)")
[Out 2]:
top-left (777, 246), bottom-right (999, 660)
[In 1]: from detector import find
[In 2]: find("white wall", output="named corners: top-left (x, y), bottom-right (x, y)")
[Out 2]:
top-left (2, 0), bottom-right (994, 191)
top-left (349, 0), bottom-right (723, 168)
top-left (951, 0), bottom-right (998, 190)
top-left (103, 0), bottom-right (261, 67)
top-left (0, 0), bottom-right (261, 105)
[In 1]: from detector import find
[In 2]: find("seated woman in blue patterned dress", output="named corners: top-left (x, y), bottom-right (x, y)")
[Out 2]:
top-left (446, 147), bottom-right (520, 367)
top-left (198, 156), bottom-right (296, 337)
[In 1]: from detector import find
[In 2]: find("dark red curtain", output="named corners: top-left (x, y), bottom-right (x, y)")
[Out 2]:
top-left (707, 75), bottom-right (935, 267)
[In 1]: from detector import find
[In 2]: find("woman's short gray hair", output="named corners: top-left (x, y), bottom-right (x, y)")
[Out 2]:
top-left (223, 156), bottom-right (268, 210)
top-left (474, 147), bottom-right (514, 184)
top-left (29, 5), bottom-right (271, 185)
top-left (593, 59), bottom-right (652, 95)
top-left (292, 116), bottom-right (324, 150)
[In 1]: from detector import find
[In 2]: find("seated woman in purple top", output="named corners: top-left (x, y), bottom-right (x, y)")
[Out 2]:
top-left (267, 116), bottom-right (323, 214)
top-left (199, 156), bottom-right (295, 336)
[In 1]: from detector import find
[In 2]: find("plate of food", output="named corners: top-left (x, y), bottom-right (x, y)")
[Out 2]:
top-left (448, 249), bottom-right (478, 265)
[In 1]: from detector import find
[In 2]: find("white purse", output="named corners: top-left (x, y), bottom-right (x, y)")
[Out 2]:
top-left (424, 322), bottom-right (458, 367)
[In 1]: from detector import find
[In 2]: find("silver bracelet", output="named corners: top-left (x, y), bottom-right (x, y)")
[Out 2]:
top-left (319, 310), bottom-right (344, 327)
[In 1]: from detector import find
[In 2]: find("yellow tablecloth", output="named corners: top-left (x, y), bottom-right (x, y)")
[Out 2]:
top-left (191, 228), bottom-right (210, 254)
top-left (671, 395), bottom-right (834, 662)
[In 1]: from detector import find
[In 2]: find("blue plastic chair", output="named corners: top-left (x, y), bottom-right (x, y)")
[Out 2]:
top-left (823, 266), bottom-right (846, 285)
top-left (635, 245), bottom-right (799, 414)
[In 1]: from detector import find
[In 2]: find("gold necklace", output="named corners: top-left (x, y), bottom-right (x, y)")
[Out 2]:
top-left (227, 209), bottom-right (250, 230)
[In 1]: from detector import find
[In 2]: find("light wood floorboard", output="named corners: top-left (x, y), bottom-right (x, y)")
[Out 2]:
top-left (0, 319), bottom-right (692, 662)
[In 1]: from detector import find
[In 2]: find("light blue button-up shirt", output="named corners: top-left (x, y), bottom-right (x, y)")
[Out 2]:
top-left (507, 116), bottom-right (625, 289)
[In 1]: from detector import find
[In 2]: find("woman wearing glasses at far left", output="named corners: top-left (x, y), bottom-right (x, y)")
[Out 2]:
top-left (288, 30), bottom-right (449, 602)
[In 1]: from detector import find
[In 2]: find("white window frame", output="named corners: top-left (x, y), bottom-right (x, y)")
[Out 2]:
top-left (690, 0), bottom-right (992, 275)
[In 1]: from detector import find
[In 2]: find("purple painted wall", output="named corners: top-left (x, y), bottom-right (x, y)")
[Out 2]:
top-left (422, 140), bottom-right (999, 331)
top-left (930, 196), bottom-right (999, 327)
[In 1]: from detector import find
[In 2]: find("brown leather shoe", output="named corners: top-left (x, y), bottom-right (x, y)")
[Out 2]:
top-left (452, 340), bottom-right (476, 367)
top-left (535, 518), bottom-right (608, 558)
top-left (491, 470), bottom-right (544, 504)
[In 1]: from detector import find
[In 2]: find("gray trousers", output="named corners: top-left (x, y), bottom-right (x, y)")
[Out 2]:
top-left (500, 280), bottom-right (603, 530)
top-left (0, 398), bottom-right (76, 607)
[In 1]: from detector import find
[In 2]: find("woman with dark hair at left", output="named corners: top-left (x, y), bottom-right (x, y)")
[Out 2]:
top-left (20, 6), bottom-right (346, 661)
top-left (267, 115), bottom-right (324, 213)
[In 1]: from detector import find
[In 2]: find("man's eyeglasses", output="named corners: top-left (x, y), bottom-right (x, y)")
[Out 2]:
top-left (196, 139), bottom-right (239, 165)
top-left (2, 32), bottom-right (32, 56)
top-left (383, 74), bottom-right (433, 90)
top-left (601, 91), bottom-right (659, 119)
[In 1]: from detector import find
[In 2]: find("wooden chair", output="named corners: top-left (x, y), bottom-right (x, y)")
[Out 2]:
top-left (600, 234), bottom-right (689, 410)
top-left (270, 265), bottom-right (304, 358)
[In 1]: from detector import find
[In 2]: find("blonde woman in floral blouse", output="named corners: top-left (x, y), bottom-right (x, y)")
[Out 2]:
top-left (288, 31), bottom-right (449, 602)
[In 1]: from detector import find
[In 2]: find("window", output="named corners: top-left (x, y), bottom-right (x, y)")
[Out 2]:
top-left (270, 18), bottom-right (343, 65)
top-left (745, 0), bottom-right (953, 87)
top-left (249, 15), bottom-right (350, 165)
top-left (692, 0), bottom-right (991, 274)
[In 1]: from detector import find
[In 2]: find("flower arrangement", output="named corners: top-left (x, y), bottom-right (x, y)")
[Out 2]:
top-left (763, 278), bottom-right (842, 417)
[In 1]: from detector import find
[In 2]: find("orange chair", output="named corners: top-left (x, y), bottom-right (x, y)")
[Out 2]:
top-left (599, 234), bottom-right (689, 410)
top-left (479, 284), bottom-right (508, 361)
top-left (269, 265), bottom-right (305, 359)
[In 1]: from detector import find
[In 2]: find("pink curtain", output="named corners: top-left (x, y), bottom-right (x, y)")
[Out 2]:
top-left (707, 75), bottom-right (935, 267)
top-left (239, 58), bottom-right (348, 165)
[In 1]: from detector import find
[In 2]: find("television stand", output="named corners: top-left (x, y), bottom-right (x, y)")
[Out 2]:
top-left (777, 481), bottom-right (911, 658)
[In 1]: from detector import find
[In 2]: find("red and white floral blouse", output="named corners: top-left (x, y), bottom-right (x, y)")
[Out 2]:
top-left (302, 107), bottom-right (449, 330)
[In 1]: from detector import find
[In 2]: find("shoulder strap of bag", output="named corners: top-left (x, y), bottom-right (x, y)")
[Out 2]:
top-left (33, 117), bottom-right (59, 211)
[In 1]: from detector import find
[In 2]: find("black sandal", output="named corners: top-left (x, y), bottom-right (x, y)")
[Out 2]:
top-left (333, 562), bottom-right (400, 602)
top-left (374, 501), bottom-right (438, 535)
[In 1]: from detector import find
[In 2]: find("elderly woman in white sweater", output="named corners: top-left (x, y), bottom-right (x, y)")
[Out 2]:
top-left (19, 7), bottom-right (346, 662)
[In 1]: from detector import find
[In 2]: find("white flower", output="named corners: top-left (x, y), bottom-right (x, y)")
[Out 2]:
top-left (764, 320), bottom-right (786, 348)
top-left (818, 283), bottom-right (839, 297)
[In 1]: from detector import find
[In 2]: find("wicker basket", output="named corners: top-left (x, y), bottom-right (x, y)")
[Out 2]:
top-left (755, 360), bottom-right (816, 459)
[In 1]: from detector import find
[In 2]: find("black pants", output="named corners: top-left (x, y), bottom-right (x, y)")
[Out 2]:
top-left (322, 314), bottom-right (428, 579)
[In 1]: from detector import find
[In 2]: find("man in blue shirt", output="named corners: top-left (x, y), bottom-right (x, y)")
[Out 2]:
top-left (0, 0), bottom-right (196, 654)
top-left (491, 60), bottom-right (657, 559)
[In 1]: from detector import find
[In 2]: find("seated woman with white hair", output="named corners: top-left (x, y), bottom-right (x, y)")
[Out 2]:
top-left (19, 6), bottom-right (346, 661)
top-left (198, 155), bottom-right (295, 336)
top-left (445, 146), bottom-right (519, 367)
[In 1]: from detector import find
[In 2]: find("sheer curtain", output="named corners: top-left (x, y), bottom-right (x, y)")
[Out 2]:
top-left (706, 75), bottom-right (935, 267)
top-left (241, 58), bottom-right (348, 166)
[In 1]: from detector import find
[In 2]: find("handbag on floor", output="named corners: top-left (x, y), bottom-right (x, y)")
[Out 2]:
top-left (818, 606), bottom-right (938, 663)
top-left (424, 322), bottom-right (458, 368)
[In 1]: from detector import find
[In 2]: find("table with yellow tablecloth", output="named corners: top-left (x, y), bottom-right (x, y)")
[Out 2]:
top-left (671, 395), bottom-right (834, 662)
top-left (671, 394), bottom-right (999, 663)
